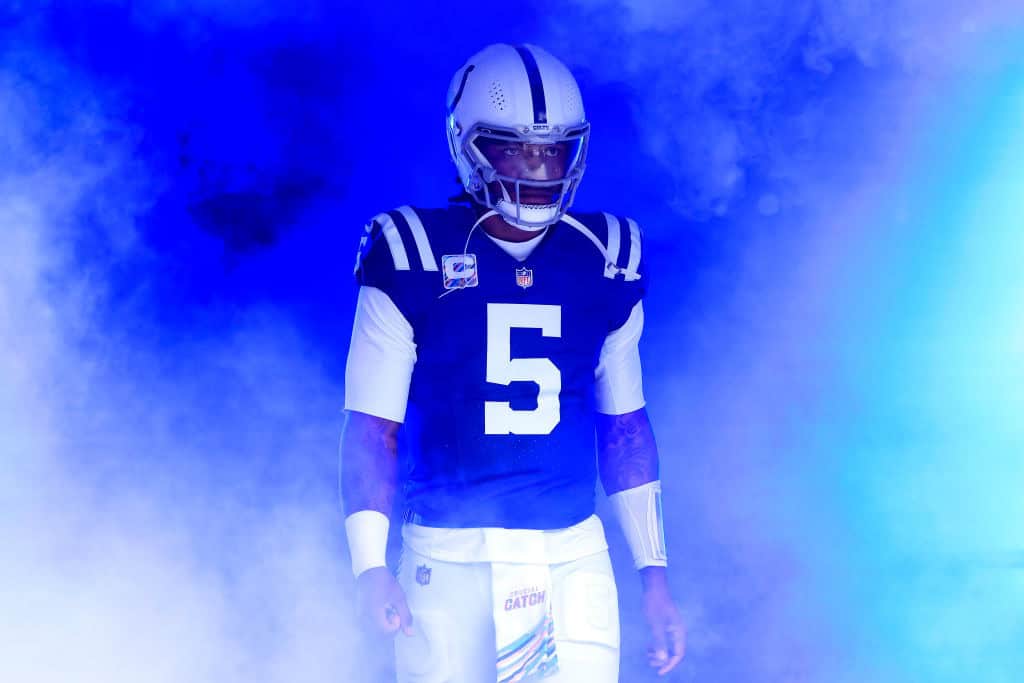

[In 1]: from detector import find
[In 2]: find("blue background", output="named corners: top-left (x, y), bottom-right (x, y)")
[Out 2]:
top-left (2, 2), bottom-right (1022, 681)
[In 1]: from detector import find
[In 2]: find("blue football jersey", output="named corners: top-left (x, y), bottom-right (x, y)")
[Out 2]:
top-left (353, 204), bottom-right (646, 529)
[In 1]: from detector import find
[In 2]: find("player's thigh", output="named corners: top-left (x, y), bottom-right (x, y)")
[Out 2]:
top-left (394, 547), bottom-right (495, 683)
top-left (550, 551), bottom-right (620, 683)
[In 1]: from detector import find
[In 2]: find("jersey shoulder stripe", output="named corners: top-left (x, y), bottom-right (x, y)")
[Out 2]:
top-left (412, 204), bottom-right (478, 257)
top-left (617, 215), bottom-right (642, 281)
top-left (391, 206), bottom-right (438, 272)
top-left (602, 212), bottom-right (622, 269)
top-left (368, 211), bottom-right (410, 271)
top-left (359, 206), bottom-right (440, 274)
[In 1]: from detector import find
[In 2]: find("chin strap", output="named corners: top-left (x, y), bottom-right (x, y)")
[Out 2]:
top-left (464, 209), bottom-right (498, 253)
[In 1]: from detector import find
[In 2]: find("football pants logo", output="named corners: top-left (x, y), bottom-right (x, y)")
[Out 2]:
top-left (415, 564), bottom-right (432, 586)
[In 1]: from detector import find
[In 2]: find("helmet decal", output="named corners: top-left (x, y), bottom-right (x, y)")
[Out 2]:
top-left (513, 45), bottom-right (547, 124)
top-left (448, 64), bottom-right (475, 114)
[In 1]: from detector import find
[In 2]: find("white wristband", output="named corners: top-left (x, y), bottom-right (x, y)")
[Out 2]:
top-left (344, 510), bottom-right (390, 577)
top-left (608, 480), bottom-right (668, 569)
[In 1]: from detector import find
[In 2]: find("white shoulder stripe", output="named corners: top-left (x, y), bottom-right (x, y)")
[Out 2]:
top-left (374, 212), bottom-right (410, 271)
top-left (625, 217), bottom-right (642, 280)
top-left (602, 212), bottom-right (621, 267)
top-left (397, 206), bottom-right (438, 272)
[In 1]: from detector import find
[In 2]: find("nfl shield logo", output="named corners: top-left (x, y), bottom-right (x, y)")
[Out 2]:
top-left (515, 267), bottom-right (533, 289)
top-left (415, 564), bottom-right (432, 586)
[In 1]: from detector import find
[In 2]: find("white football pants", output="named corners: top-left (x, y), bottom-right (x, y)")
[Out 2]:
top-left (394, 545), bottom-right (620, 683)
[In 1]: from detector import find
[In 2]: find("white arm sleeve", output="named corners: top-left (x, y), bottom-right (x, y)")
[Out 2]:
top-left (594, 301), bottom-right (646, 415)
top-left (344, 286), bottom-right (416, 423)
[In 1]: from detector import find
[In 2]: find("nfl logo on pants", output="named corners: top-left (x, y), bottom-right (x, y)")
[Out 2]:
top-left (515, 267), bottom-right (533, 289)
top-left (415, 564), bottom-right (431, 586)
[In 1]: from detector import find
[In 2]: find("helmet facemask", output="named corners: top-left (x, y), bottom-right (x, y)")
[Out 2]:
top-left (453, 121), bottom-right (590, 231)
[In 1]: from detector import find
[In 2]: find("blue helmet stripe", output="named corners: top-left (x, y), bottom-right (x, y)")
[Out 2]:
top-left (448, 65), bottom-right (475, 113)
top-left (514, 45), bottom-right (547, 124)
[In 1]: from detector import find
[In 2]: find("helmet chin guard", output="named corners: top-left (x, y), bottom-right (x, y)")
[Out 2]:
top-left (493, 200), bottom-right (559, 232)
top-left (446, 44), bottom-right (590, 229)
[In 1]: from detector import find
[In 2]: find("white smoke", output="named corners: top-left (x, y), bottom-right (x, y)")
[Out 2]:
top-left (544, 0), bottom-right (1024, 219)
top-left (4, 3), bottom-right (1023, 683)
top-left (539, 2), bottom-right (1024, 681)
top-left (0, 48), bottom-right (375, 683)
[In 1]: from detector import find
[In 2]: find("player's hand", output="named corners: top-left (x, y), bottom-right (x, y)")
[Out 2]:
top-left (355, 566), bottom-right (414, 637)
top-left (640, 566), bottom-right (685, 676)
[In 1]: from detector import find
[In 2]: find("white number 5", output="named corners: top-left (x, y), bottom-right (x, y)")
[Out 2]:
top-left (484, 303), bottom-right (562, 435)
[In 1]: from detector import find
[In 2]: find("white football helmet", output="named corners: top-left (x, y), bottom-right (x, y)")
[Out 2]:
top-left (446, 43), bottom-right (590, 231)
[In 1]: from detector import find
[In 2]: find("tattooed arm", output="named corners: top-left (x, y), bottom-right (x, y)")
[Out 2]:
top-left (596, 406), bottom-right (659, 494)
top-left (340, 410), bottom-right (400, 516)
top-left (597, 407), bottom-right (685, 676)
top-left (340, 410), bottom-right (413, 637)
top-left (596, 406), bottom-right (664, 586)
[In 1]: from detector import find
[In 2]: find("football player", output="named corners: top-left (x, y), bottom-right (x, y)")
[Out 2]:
top-left (341, 43), bottom-right (685, 682)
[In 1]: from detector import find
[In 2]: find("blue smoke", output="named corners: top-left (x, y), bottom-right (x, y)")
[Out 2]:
top-left (2, 2), bottom-right (1022, 681)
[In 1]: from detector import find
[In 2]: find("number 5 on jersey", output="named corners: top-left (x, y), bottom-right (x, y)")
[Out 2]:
top-left (484, 303), bottom-right (562, 435)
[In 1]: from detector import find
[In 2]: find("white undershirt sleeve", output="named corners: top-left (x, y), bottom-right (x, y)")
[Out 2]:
top-left (344, 286), bottom-right (416, 423)
top-left (594, 301), bottom-right (646, 415)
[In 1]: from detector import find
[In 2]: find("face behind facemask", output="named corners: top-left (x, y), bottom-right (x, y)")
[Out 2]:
top-left (475, 137), bottom-right (584, 231)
